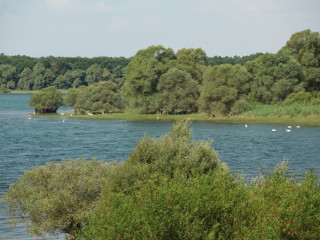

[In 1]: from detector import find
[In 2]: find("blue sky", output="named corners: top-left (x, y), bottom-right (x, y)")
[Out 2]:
top-left (1, 0), bottom-right (319, 58)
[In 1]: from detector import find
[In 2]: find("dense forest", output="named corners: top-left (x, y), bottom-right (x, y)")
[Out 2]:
top-left (1, 29), bottom-right (320, 116)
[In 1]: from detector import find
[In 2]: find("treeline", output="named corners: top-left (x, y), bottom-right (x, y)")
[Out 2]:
top-left (63, 29), bottom-right (320, 116)
top-left (0, 55), bottom-right (130, 91)
top-left (0, 51), bottom-right (261, 92)
top-left (2, 29), bottom-right (320, 116)
top-left (4, 121), bottom-right (320, 239)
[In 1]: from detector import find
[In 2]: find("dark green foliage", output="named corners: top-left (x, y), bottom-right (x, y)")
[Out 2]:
top-left (0, 55), bottom-right (129, 90)
top-left (74, 81), bottom-right (122, 114)
top-left (176, 48), bottom-right (207, 83)
top-left (250, 51), bottom-right (304, 104)
top-left (29, 86), bottom-right (63, 113)
top-left (17, 68), bottom-right (33, 90)
top-left (156, 69), bottom-right (200, 114)
top-left (207, 53), bottom-right (264, 66)
top-left (0, 64), bottom-right (17, 89)
top-left (64, 87), bottom-right (85, 107)
top-left (1, 29), bottom-right (320, 117)
top-left (282, 29), bottom-right (320, 92)
top-left (85, 64), bottom-right (104, 85)
top-left (199, 64), bottom-right (250, 116)
top-left (122, 45), bottom-right (176, 113)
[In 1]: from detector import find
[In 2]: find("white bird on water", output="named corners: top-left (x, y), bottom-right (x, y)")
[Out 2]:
top-left (285, 129), bottom-right (291, 132)
top-left (272, 129), bottom-right (277, 132)
top-left (245, 124), bottom-right (248, 128)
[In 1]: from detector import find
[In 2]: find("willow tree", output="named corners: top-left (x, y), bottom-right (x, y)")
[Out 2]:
top-left (29, 86), bottom-right (63, 113)
top-left (74, 81), bottom-right (122, 114)
top-left (199, 64), bottom-right (250, 116)
top-left (122, 45), bottom-right (176, 113)
top-left (282, 29), bottom-right (320, 92)
top-left (156, 68), bottom-right (199, 114)
top-left (250, 51), bottom-right (304, 103)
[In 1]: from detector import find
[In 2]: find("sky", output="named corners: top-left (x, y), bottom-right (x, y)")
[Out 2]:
top-left (0, 0), bottom-right (319, 58)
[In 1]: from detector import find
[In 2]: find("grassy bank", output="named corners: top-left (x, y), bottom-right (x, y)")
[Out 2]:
top-left (52, 112), bottom-right (320, 126)
top-left (33, 103), bottom-right (320, 126)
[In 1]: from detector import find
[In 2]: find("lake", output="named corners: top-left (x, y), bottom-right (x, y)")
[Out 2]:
top-left (1, 94), bottom-right (320, 239)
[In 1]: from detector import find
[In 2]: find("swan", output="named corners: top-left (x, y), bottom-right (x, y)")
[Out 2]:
top-left (296, 126), bottom-right (300, 128)
top-left (288, 126), bottom-right (292, 128)
top-left (272, 129), bottom-right (277, 132)
top-left (285, 129), bottom-right (291, 132)
top-left (245, 124), bottom-right (248, 128)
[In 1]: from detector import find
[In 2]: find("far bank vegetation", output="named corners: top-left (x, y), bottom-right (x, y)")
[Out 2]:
top-left (1, 29), bottom-right (320, 117)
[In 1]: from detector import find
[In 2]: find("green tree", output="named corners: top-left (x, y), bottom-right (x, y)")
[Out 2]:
top-left (4, 159), bottom-right (114, 238)
top-left (0, 64), bottom-right (17, 89)
top-left (282, 29), bottom-right (320, 92)
top-left (32, 63), bottom-right (55, 90)
top-left (29, 86), bottom-right (63, 113)
top-left (64, 86), bottom-right (85, 107)
top-left (250, 52), bottom-right (303, 103)
top-left (176, 48), bottom-right (207, 83)
top-left (17, 68), bottom-right (33, 90)
top-left (122, 45), bottom-right (176, 113)
top-left (74, 81), bottom-right (122, 114)
top-left (156, 68), bottom-right (199, 114)
top-left (199, 64), bottom-right (250, 116)
top-left (85, 63), bottom-right (103, 85)
top-left (71, 69), bottom-right (86, 88)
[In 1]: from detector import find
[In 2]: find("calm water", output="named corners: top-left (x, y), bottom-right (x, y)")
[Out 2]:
top-left (1, 94), bottom-right (320, 239)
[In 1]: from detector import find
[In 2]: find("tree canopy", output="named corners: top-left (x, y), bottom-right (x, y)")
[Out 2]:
top-left (29, 86), bottom-right (63, 113)
top-left (2, 29), bottom-right (320, 116)
top-left (74, 81), bottom-right (122, 114)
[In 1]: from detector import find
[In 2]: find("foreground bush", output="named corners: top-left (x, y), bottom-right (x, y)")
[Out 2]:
top-left (80, 161), bottom-right (320, 240)
top-left (4, 159), bottom-right (114, 238)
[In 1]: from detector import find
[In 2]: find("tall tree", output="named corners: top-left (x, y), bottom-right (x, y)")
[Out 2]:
top-left (199, 64), bottom-right (250, 116)
top-left (17, 68), bottom-right (33, 90)
top-left (176, 48), bottom-right (207, 83)
top-left (74, 81), bottom-right (122, 114)
top-left (32, 63), bottom-right (55, 90)
top-left (122, 45), bottom-right (176, 113)
top-left (85, 64), bottom-right (103, 85)
top-left (250, 52), bottom-right (303, 103)
top-left (282, 29), bottom-right (320, 92)
top-left (0, 64), bottom-right (17, 89)
top-left (156, 69), bottom-right (199, 114)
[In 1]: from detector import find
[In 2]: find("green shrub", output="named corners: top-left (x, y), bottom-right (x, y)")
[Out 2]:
top-left (74, 81), bottom-right (122, 114)
top-left (231, 99), bottom-right (252, 115)
top-left (103, 120), bottom-right (225, 195)
top-left (81, 171), bottom-right (250, 240)
top-left (285, 91), bottom-right (313, 104)
top-left (4, 159), bottom-right (114, 238)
